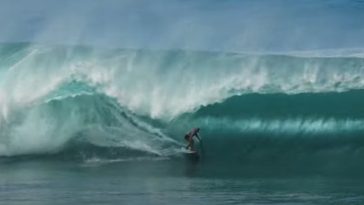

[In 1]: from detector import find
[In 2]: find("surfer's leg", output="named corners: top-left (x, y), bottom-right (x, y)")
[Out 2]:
top-left (190, 140), bottom-right (195, 151)
top-left (185, 135), bottom-right (192, 149)
top-left (185, 140), bottom-right (195, 150)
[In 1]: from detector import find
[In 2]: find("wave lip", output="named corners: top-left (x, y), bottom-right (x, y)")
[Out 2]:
top-left (2, 43), bottom-right (364, 121)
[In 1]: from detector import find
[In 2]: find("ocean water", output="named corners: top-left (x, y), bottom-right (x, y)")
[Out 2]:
top-left (1, 43), bottom-right (364, 204)
top-left (1, 159), bottom-right (364, 205)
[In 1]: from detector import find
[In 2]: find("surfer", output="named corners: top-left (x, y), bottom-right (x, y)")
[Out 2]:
top-left (184, 128), bottom-right (201, 151)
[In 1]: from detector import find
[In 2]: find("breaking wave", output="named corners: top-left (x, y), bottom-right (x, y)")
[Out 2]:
top-left (1, 43), bottom-right (364, 165)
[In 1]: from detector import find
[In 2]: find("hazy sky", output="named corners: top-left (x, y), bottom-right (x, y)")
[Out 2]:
top-left (1, 0), bottom-right (364, 52)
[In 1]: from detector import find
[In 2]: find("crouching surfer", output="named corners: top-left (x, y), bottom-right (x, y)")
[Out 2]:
top-left (184, 128), bottom-right (201, 151)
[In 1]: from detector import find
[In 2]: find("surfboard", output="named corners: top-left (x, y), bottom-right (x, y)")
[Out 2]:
top-left (181, 147), bottom-right (197, 154)
top-left (181, 147), bottom-right (200, 161)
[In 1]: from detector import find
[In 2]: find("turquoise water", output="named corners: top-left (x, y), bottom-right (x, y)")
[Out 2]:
top-left (1, 43), bottom-right (364, 204)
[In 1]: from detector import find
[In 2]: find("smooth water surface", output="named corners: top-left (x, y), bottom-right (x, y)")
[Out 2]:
top-left (1, 159), bottom-right (364, 205)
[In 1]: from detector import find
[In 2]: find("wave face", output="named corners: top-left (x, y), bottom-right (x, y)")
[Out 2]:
top-left (1, 43), bottom-right (364, 167)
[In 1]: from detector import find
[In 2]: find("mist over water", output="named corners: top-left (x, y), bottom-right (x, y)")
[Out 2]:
top-left (1, 0), bottom-right (364, 51)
